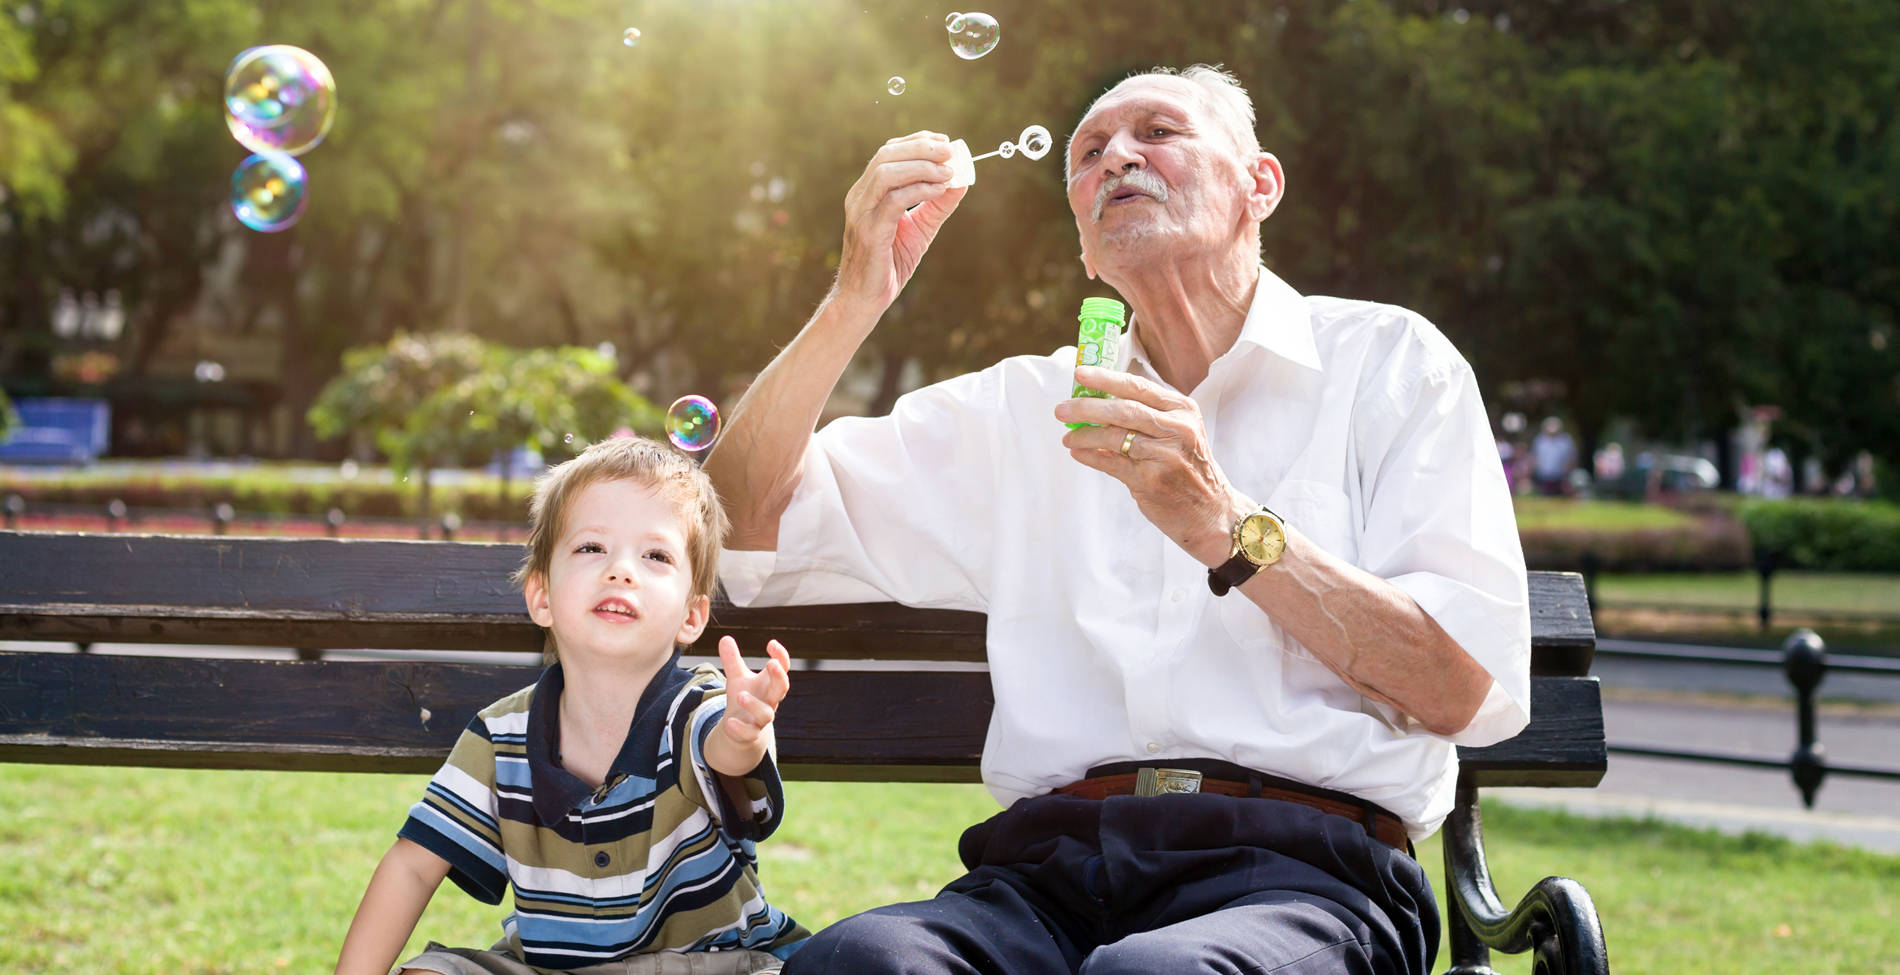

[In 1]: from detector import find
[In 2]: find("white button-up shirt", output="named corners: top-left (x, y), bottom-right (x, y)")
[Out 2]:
top-left (720, 268), bottom-right (1531, 838)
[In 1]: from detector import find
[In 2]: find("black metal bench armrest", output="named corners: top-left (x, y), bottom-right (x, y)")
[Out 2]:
top-left (1442, 782), bottom-right (1609, 975)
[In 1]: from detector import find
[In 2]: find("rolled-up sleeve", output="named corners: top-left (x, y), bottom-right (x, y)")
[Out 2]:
top-left (1357, 354), bottom-right (1531, 747)
top-left (721, 368), bottom-right (999, 612)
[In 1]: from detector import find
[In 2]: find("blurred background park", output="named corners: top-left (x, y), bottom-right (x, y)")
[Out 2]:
top-left (3, 0), bottom-right (1899, 971)
top-left (4, 0), bottom-right (1897, 647)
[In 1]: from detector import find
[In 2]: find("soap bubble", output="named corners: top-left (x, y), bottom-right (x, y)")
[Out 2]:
top-left (887, 76), bottom-right (906, 96)
top-left (666, 395), bottom-right (721, 451)
top-left (563, 433), bottom-right (574, 444)
top-left (1018, 125), bottom-right (1052, 160)
top-left (948, 11), bottom-right (998, 59)
top-left (230, 151), bottom-right (308, 232)
top-left (223, 45), bottom-right (336, 156)
top-left (622, 27), bottom-right (641, 47)
top-left (997, 142), bottom-right (1016, 159)
top-left (945, 12), bottom-right (964, 30)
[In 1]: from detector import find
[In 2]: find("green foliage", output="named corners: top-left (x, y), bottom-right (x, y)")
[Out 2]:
top-left (1740, 498), bottom-right (1900, 571)
top-left (406, 345), bottom-right (664, 473)
top-left (1, 0), bottom-right (1896, 477)
top-left (0, 385), bottom-right (16, 440)
top-left (0, 464), bottom-right (530, 521)
top-left (308, 332), bottom-right (659, 477)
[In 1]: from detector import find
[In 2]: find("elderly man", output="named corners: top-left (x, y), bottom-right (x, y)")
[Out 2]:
top-left (707, 65), bottom-right (1529, 974)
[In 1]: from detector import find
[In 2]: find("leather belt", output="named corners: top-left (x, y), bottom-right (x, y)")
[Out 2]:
top-left (1052, 759), bottom-right (1411, 853)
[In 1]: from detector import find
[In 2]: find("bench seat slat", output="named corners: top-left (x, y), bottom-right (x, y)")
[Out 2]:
top-left (0, 532), bottom-right (1594, 675)
top-left (0, 650), bottom-right (1601, 787)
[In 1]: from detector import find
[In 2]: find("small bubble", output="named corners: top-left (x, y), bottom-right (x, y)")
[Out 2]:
top-left (563, 433), bottom-right (574, 444)
top-left (230, 152), bottom-right (307, 232)
top-left (222, 45), bottom-right (336, 156)
top-left (945, 11), bottom-right (964, 30)
top-left (948, 11), bottom-right (999, 59)
top-left (622, 27), bottom-right (641, 47)
top-left (666, 395), bottom-right (721, 451)
top-left (887, 76), bottom-right (906, 96)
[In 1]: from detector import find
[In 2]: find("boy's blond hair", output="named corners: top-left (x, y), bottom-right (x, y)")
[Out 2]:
top-left (513, 436), bottom-right (729, 662)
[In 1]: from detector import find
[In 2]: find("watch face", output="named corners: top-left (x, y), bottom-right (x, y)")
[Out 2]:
top-left (1237, 512), bottom-right (1285, 565)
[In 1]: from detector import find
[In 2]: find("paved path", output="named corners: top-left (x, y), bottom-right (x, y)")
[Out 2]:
top-left (1496, 647), bottom-right (1900, 853)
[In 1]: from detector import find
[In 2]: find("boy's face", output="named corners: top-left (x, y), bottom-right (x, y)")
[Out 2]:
top-left (523, 477), bottom-right (709, 669)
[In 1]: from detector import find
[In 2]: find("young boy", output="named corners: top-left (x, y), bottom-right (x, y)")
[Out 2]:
top-left (336, 436), bottom-right (807, 975)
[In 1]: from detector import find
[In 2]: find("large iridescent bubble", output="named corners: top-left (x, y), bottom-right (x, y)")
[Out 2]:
top-left (223, 45), bottom-right (337, 156)
top-left (948, 12), bottom-right (999, 59)
top-left (230, 151), bottom-right (308, 232)
top-left (666, 395), bottom-right (721, 452)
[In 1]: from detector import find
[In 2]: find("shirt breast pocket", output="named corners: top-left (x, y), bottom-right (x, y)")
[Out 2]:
top-left (1218, 478), bottom-right (1360, 661)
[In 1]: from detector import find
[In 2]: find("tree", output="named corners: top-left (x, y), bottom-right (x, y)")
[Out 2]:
top-left (405, 344), bottom-right (663, 508)
top-left (309, 332), bottom-right (661, 519)
top-left (4, 0), bottom-right (1895, 483)
top-left (307, 331), bottom-right (490, 523)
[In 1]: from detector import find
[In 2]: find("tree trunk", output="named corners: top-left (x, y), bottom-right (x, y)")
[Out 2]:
top-left (868, 347), bottom-right (909, 418)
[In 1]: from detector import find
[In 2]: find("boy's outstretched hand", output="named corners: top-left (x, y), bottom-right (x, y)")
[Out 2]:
top-left (705, 636), bottom-right (792, 777)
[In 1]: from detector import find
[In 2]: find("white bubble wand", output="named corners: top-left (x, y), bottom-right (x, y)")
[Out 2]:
top-left (946, 124), bottom-right (1053, 188)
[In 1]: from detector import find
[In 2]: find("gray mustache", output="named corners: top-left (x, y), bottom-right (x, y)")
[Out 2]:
top-left (1092, 169), bottom-right (1170, 221)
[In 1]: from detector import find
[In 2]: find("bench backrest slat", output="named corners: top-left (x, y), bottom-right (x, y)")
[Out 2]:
top-left (0, 650), bottom-right (1602, 787)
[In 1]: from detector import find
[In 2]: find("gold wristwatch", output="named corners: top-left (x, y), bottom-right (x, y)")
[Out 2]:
top-left (1206, 506), bottom-right (1287, 596)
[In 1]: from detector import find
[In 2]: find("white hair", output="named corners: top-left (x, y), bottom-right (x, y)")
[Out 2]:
top-left (1067, 63), bottom-right (1262, 188)
top-left (1170, 63), bottom-right (1261, 156)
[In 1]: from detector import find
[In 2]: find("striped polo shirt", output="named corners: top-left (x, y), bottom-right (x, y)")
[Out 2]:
top-left (399, 656), bottom-right (809, 969)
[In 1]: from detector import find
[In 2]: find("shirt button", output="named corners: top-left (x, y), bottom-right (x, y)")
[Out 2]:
top-left (594, 851), bottom-right (610, 868)
top-left (1170, 588), bottom-right (1185, 602)
top-left (1145, 742), bottom-right (1161, 754)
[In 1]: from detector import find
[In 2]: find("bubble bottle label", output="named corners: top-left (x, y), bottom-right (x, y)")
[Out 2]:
top-left (1067, 296), bottom-right (1128, 429)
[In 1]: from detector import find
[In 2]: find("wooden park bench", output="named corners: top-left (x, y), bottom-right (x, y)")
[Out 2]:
top-left (0, 530), bottom-right (1609, 974)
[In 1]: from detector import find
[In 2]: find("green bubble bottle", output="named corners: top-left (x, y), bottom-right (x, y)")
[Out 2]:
top-left (1066, 296), bottom-right (1128, 429)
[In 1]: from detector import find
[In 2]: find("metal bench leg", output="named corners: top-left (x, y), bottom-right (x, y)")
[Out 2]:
top-left (1442, 780), bottom-right (1609, 975)
top-left (1445, 886), bottom-right (1498, 975)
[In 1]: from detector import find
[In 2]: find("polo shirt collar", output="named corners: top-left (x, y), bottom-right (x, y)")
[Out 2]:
top-left (1125, 265), bottom-right (1321, 377)
top-left (526, 653), bottom-right (694, 826)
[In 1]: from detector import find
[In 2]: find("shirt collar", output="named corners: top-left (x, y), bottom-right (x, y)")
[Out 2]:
top-left (526, 652), bottom-right (694, 825)
top-left (1124, 265), bottom-right (1321, 376)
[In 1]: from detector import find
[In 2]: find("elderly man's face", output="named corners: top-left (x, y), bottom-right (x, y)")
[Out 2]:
top-left (1066, 76), bottom-right (1271, 275)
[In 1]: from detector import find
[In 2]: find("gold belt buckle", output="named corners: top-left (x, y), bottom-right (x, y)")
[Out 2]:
top-left (1135, 767), bottom-right (1203, 797)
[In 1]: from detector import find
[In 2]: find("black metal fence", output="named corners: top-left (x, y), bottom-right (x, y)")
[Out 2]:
top-left (1596, 629), bottom-right (1900, 806)
top-left (1579, 550), bottom-right (1900, 631)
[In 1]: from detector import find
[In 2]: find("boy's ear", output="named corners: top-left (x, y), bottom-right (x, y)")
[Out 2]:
top-left (676, 593), bottom-right (711, 646)
top-left (523, 572), bottom-right (554, 628)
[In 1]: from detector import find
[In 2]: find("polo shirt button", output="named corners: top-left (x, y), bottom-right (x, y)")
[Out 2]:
top-left (1170, 589), bottom-right (1185, 602)
top-left (594, 851), bottom-right (610, 868)
top-left (1145, 742), bottom-right (1161, 754)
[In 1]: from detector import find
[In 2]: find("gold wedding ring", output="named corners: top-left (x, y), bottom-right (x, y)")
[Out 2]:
top-left (1119, 430), bottom-right (1137, 457)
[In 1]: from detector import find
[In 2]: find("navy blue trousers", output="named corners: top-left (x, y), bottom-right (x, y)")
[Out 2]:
top-left (784, 792), bottom-right (1436, 974)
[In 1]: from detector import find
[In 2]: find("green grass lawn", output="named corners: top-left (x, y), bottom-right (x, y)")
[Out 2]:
top-left (1511, 496), bottom-right (1698, 532)
top-left (1597, 571), bottom-right (1900, 615)
top-left (4, 768), bottom-right (1897, 974)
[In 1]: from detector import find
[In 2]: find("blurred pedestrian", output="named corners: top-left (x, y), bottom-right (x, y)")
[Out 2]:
top-left (1762, 447), bottom-right (1792, 499)
top-left (1593, 442), bottom-right (1624, 484)
top-left (1531, 417), bottom-right (1576, 497)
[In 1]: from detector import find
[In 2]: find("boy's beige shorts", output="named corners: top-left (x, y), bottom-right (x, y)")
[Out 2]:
top-left (396, 940), bottom-right (786, 975)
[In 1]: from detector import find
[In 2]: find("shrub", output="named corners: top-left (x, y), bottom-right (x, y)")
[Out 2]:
top-left (1520, 516), bottom-right (1753, 572)
top-left (1739, 498), bottom-right (1900, 571)
top-left (0, 470), bottom-right (533, 524)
